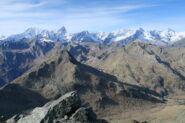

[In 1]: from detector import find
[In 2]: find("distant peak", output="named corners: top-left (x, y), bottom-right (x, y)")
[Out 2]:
top-left (163, 28), bottom-right (175, 32)
top-left (25, 27), bottom-right (39, 31)
top-left (79, 30), bottom-right (89, 34)
top-left (135, 28), bottom-right (145, 36)
top-left (24, 28), bottom-right (42, 34)
top-left (137, 28), bottom-right (145, 32)
top-left (57, 26), bottom-right (67, 34)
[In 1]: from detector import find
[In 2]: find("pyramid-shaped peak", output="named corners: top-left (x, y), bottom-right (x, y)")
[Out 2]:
top-left (56, 49), bottom-right (78, 64)
top-left (76, 30), bottom-right (90, 35)
top-left (24, 28), bottom-right (42, 34)
top-left (57, 26), bottom-right (67, 34)
top-left (137, 28), bottom-right (145, 32)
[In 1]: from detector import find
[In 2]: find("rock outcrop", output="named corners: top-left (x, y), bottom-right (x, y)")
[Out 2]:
top-left (7, 91), bottom-right (107, 123)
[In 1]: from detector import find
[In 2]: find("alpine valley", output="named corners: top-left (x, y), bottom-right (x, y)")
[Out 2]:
top-left (0, 27), bottom-right (185, 123)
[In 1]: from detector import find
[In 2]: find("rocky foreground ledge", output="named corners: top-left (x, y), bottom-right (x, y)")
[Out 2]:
top-left (6, 91), bottom-right (107, 123)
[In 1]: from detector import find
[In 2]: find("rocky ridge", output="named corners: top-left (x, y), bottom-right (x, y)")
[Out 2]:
top-left (0, 49), bottom-right (164, 121)
top-left (7, 91), bottom-right (107, 123)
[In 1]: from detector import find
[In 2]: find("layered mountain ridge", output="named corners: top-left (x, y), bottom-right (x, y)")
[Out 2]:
top-left (0, 48), bottom-right (163, 122)
top-left (1, 28), bottom-right (185, 122)
top-left (2, 27), bottom-right (185, 46)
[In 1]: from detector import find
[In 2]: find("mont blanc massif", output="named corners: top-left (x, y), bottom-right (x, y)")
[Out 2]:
top-left (1, 27), bottom-right (185, 123)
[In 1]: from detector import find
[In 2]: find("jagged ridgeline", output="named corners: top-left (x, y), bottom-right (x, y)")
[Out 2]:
top-left (0, 47), bottom-right (163, 122)
top-left (2, 27), bottom-right (185, 45)
top-left (0, 36), bottom-right (185, 122)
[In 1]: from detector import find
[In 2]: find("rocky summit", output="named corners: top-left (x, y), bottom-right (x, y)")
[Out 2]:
top-left (6, 91), bottom-right (107, 123)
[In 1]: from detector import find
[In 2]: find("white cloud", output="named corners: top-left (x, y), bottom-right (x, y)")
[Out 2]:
top-left (0, 0), bottom-right (159, 35)
top-left (0, 0), bottom-right (46, 18)
top-left (0, 3), bottom-right (44, 12)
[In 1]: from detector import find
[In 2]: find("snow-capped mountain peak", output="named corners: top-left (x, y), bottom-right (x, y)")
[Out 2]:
top-left (70, 30), bottom-right (100, 42)
top-left (137, 28), bottom-right (145, 32)
top-left (6, 27), bottom-right (43, 41)
top-left (24, 28), bottom-right (42, 35)
top-left (3, 27), bottom-right (185, 46)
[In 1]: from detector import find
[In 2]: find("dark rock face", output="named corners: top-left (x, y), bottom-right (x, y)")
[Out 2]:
top-left (132, 120), bottom-right (140, 123)
top-left (132, 120), bottom-right (150, 123)
top-left (6, 91), bottom-right (107, 123)
top-left (70, 107), bottom-right (97, 122)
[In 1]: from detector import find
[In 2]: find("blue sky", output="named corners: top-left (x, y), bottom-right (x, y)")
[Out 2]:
top-left (0, 0), bottom-right (184, 35)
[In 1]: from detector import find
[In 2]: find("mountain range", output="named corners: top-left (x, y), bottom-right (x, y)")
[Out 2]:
top-left (1, 27), bottom-right (185, 46)
top-left (1, 27), bottom-right (185, 123)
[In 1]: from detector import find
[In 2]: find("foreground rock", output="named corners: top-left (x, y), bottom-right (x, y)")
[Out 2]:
top-left (7, 91), bottom-right (107, 123)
